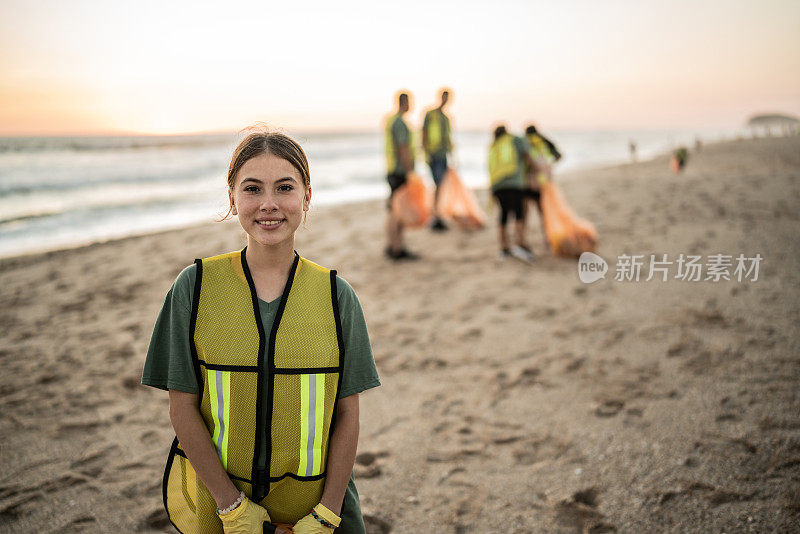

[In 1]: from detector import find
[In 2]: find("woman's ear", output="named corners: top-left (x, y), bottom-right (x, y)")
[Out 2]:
top-left (228, 190), bottom-right (237, 216)
top-left (303, 188), bottom-right (312, 211)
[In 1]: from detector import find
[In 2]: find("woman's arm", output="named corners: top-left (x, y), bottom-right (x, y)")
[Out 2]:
top-left (169, 389), bottom-right (242, 510)
top-left (319, 393), bottom-right (360, 515)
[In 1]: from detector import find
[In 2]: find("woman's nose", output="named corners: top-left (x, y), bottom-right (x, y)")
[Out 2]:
top-left (259, 193), bottom-right (279, 211)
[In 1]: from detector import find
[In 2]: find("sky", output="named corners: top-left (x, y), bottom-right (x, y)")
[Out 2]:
top-left (0, 0), bottom-right (798, 135)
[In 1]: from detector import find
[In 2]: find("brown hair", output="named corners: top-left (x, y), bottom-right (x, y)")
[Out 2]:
top-left (222, 127), bottom-right (310, 220)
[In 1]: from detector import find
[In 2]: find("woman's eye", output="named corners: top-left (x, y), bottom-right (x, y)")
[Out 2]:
top-left (244, 185), bottom-right (260, 192)
top-left (278, 185), bottom-right (294, 192)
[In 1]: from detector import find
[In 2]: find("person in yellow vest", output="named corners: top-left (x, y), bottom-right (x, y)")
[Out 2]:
top-left (524, 124), bottom-right (561, 248)
top-left (422, 89), bottom-right (453, 231)
top-left (142, 128), bottom-right (380, 533)
top-left (384, 91), bottom-right (419, 260)
top-left (488, 125), bottom-right (539, 263)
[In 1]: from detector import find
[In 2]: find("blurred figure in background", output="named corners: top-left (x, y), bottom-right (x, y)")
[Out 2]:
top-left (629, 139), bottom-right (638, 162)
top-left (524, 124), bottom-right (560, 249)
top-left (671, 146), bottom-right (689, 173)
top-left (422, 89), bottom-right (453, 232)
top-left (384, 92), bottom-right (419, 260)
top-left (488, 125), bottom-right (538, 263)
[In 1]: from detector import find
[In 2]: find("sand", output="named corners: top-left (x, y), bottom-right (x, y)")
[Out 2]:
top-left (1, 136), bottom-right (798, 533)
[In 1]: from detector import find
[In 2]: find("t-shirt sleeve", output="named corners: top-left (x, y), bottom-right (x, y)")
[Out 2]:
top-left (391, 118), bottom-right (409, 147)
top-left (141, 264), bottom-right (200, 394)
top-left (335, 276), bottom-right (380, 398)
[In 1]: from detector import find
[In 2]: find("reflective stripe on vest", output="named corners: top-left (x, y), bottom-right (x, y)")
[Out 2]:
top-left (207, 369), bottom-right (231, 469)
top-left (488, 134), bottom-right (519, 186)
top-left (163, 249), bottom-right (343, 532)
top-left (298, 373), bottom-right (325, 477)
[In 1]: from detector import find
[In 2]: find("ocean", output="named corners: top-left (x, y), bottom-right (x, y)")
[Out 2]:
top-left (0, 128), bottom-right (742, 258)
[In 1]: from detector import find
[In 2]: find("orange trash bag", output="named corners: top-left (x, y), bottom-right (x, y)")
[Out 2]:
top-left (437, 168), bottom-right (486, 230)
top-left (391, 171), bottom-right (432, 228)
top-left (540, 181), bottom-right (598, 258)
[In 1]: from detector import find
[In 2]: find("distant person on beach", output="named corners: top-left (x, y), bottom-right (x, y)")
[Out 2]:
top-left (671, 146), bottom-right (689, 173)
top-left (524, 124), bottom-right (560, 248)
top-left (629, 140), bottom-right (637, 162)
top-left (142, 128), bottom-right (379, 533)
top-left (488, 125), bottom-right (538, 263)
top-left (385, 92), bottom-right (419, 260)
top-left (422, 89), bottom-right (453, 232)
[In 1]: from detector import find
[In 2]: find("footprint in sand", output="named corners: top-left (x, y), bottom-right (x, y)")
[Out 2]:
top-left (353, 451), bottom-right (388, 479)
top-left (363, 514), bottom-right (392, 534)
top-left (141, 508), bottom-right (171, 531)
top-left (565, 357), bottom-right (586, 373)
top-left (555, 487), bottom-right (616, 533)
top-left (594, 399), bottom-right (625, 418)
top-left (67, 515), bottom-right (97, 530)
top-left (460, 327), bottom-right (482, 341)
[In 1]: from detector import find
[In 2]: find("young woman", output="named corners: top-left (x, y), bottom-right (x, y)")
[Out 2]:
top-left (142, 129), bottom-right (380, 533)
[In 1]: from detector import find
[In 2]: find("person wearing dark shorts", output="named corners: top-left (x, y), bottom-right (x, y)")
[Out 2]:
top-left (488, 125), bottom-right (539, 263)
top-left (494, 188), bottom-right (525, 226)
top-left (386, 171), bottom-right (407, 209)
top-left (384, 92), bottom-right (419, 260)
top-left (422, 89), bottom-right (453, 231)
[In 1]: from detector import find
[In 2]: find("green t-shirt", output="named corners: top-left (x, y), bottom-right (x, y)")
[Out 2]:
top-left (389, 115), bottom-right (413, 175)
top-left (142, 263), bottom-right (379, 533)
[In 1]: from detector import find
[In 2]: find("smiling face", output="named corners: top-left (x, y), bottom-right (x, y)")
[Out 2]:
top-left (229, 152), bottom-right (311, 250)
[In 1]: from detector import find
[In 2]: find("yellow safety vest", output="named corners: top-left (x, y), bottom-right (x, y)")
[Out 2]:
top-left (385, 113), bottom-right (416, 173)
top-left (163, 249), bottom-right (343, 532)
top-left (423, 109), bottom-right (451, 156)
top-left (526, 134), bottom-right (551, 186)
top-left (488, 134), bottom-right (519, 187)
top-left (527, 134), bottom-right (552, 162)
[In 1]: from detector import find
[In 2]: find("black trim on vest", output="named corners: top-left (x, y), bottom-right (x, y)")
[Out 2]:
top-left (256, 251), bottom-right (300, 501)
top-left (268, 471), bottom-right (327, 483)
top-left (273, 366), bottom-right (341, 375)
top-left (328, 269), bottom-right (346, 439)
top-left (189, 259), bottom-right (204, 398)
top-left (198, 360), bottom-right (259, 372)
top-left (240, 247), bottom-right (269, 502)
top-left (163, 437), bottom-right (181, 533)
top-left (172, 447), bottom-right (252, 484)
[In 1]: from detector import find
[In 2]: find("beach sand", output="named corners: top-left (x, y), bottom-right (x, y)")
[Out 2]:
top-left (1, 136), bottom-right (798, 532)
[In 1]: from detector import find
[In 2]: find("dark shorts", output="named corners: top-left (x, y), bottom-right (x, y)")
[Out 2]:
top-left (387, 172), bottom-right (407, 209)
top-left (428, 153), bottom-right (448, 186)
top-left (493, 188), bottom-right (525, 225)
top-left (524, 188), bottom-right (542, 210)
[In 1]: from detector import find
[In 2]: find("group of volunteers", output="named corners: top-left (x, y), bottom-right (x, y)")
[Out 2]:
top-left (383, 89), bottom-right (562, 263)
top-left (140, 91), bottom-right (566, 534)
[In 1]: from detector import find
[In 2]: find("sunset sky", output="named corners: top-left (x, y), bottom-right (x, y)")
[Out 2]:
top-left (1, 0), bottom-right (798, 135)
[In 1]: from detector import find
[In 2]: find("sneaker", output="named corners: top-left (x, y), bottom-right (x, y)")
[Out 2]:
top-left (498, 248), bottom-right (512, 261)
top-left (510, 245), bottom-right (536, 264)
top-left (386, 247), bottom-right (420, 261)
top-left (431, 218), bottom-right (448, 232)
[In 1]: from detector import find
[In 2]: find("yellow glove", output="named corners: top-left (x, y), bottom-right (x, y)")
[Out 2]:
top-left (293, 503), bottom-right (341, 533)
top-left (219, 497), bottom-right (271, 534)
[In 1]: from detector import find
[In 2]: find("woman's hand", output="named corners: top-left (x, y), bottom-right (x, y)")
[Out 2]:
top-left (218, 498), bottom-right (271, 533)
top-left (292, 504), bottom-right (341, 534)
